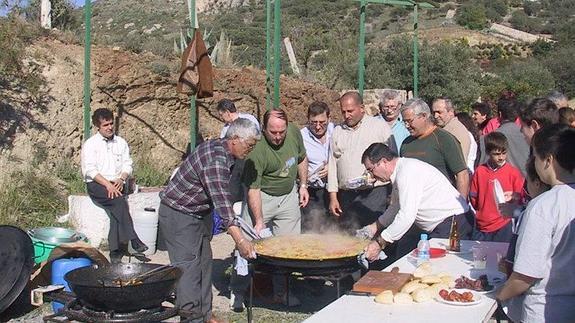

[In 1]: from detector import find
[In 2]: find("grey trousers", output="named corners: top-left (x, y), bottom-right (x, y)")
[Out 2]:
top-left (158, 203), bottom-right (213, 323)
top-left (231, 185), bottom-right (301, 295)
top-left (86, 181), bottom-right (137, 251)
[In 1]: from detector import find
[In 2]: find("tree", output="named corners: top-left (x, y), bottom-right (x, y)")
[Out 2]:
top-left (24, 0), bottom-right (79, 30)
top-left (456, 3), bottom-right (488, 30)
top-left (542, 45), bottom-right (575, 98)
top-left (366, 37), bottom-right (483, 109)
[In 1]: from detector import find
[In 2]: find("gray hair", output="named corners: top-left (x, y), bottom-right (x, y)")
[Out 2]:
top-left (380, 89), bottom-right (403, 104)
top-left (432, 96), bottom-right (455, 112)
top-left (225, 118), bottom-right (261, 141)
top-left (402, 98), bottom-right (433, 122)
top-left (547, 90), bottom-right (568, 106)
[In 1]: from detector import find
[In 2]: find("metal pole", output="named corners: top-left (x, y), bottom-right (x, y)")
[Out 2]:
top-left (357, 0), bottom-right (366, 98)
top-left (265, 0), bottom-right (272, 110)
top-left (412, 4), bottom-right (419, 97)
top-left (83, 0), bottom-right (92, 141)
top-left (273, 0), bottom-right (281, 108)
top-left (188, 0), bottom-right (197, 149)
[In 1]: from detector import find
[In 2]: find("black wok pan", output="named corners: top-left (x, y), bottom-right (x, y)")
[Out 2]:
top-left (64, 263), bottom-right (181, 312)
top-left (0, 226), bottom-right (35, 314)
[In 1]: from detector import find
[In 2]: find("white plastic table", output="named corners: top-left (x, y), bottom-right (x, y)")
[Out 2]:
top-left (304, 239), bottom-right (509, 323)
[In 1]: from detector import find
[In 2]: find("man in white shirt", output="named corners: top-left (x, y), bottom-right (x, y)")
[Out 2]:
top-left (328, 91), bottom-right (395, 233)
top-left (359, 143), bottom-right (472, 262)
top-left (81, 108), bottom-right (147, 263)
top-left (217, 99), bottom-right (260, 138)
top-left (300, 101), bottom-right (335, 232)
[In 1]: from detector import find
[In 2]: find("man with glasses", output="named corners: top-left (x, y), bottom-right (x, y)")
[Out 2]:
top-left (400, 98), bottom-right (469, 198)
top-left (328, 91), bottom-right (395, 233)
top-left (301, 101), bottom-right (335, 232)
top-left (377, 90), bottom-right (410, 151)
top-left (359, 143), bottom-right (472, 262)
top-left (159, 119), bottom-right (260, 323)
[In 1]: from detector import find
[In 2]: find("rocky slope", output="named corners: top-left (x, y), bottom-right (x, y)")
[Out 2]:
top-left (5, 36), bottom-right (340, 172)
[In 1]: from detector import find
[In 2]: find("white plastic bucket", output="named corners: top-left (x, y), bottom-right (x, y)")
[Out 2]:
top-left (129, 207), bottom-right (159, 255)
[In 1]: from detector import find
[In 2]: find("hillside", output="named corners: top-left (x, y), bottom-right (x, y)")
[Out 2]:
top-left (3, 36), bottom-right (339, 175)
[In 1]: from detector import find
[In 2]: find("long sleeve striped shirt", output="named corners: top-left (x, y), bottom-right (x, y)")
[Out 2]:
top-left (160, 139), bottom-right (238, 228)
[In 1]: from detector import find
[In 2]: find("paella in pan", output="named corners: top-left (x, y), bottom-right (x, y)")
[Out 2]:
top-left (254, 233), bottom-right (369, 261)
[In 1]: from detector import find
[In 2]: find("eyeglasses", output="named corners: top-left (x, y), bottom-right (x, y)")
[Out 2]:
top-left (403, 114), bottom-right (423, 125)
top-left (365, 160), bottom-right (381, 175)
top-left (309, 120), bottom-right (328, 126)
top-left (240, 139), bottom-right (257, 150)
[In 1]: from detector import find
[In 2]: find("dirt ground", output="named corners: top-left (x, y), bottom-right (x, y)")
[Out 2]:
top-left (1, 233), bottom-right (352, 323)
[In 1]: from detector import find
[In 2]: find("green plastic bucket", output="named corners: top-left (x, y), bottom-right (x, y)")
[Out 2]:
top-left (27, 227), bottom-right (87, 263)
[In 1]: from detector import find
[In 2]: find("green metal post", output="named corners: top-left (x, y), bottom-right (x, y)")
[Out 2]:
top-left (273, 0), bottom-right (281, 108)
top-left (265, 0), bottom-right (272, 110)
top-left (188, 0), bottom-right (197, 149)
top-left (412, 3), bottom-right (419, 97)
top-left (83, 0), bottom-right (92, 141)
top-left (357, 0), bottom-right (366, 98)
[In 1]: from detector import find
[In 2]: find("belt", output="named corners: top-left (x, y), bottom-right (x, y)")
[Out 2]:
top-left (161, 201), bottom-right (210, 219)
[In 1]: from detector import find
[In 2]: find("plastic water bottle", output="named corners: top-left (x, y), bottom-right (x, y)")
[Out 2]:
top-left (417, 233), bottom-right (430, 265)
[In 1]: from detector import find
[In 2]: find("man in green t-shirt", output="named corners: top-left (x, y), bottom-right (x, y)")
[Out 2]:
top-left (395, 98), bottom-right (471, 261)
top-left (231, 108), bottom-right (309, 308)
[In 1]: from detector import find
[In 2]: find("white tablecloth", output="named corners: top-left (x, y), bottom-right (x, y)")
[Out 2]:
top-left (304, 239), bottom-right (509, 323)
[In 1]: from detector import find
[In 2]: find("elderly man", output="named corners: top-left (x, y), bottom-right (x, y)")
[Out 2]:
top-left (360, 143), bottom-right (473, 262)
top-left (233, 108), bottom-right (309, 307)
top-left (401, 98), bottom-right (469, 198)
top-left (432, 97), bottom-right (471, 163)
top-left (328, 91), bottom-right (395, 233)
top-left (377, 90), bottom-right (410, 151)
top-left (159, 119), bottom-right (260, 323)
top-left (217, 98), bottom-right (260, 138)
top-left (81, 108), bottom-right (147, 263)
top-left (301, 101), bottom-right (335, 232)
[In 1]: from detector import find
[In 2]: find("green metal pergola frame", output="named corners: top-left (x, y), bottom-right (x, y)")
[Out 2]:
top-left (82, 0), bottom-right (436, 145)
top-left (356, 0), bottom-right (436, 98)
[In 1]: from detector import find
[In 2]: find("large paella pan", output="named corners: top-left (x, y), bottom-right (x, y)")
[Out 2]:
top-left (253, 233), bottom-right (369, 269)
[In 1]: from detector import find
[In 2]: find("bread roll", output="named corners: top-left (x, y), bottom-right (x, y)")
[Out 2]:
top-left (413, 262), bottom-right (433, 278)
top-left (421, 275), bottom-right (442, 284)
top-left (412, 288), bottom-right (433, 303)
top-left (440, 275), bottom-right (456, 288)
top-left (427, 283), bottom-right (448, 295)
top-left (401, 281), bottom-right (428, 294)
top-left (374, 290), bottom-right (393, 304)
top-left (394, 292), bottom-right (413, 304)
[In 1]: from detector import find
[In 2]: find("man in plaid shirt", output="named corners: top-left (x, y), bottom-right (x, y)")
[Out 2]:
top-left (159, 119), bottom-right (260, 323)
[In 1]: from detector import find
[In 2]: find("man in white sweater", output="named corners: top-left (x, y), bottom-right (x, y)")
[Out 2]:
top-left (359, 143), bottom-right (473, 261)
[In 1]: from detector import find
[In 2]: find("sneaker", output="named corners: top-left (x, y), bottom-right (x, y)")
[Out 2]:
top-left (273, 293), bottom-right (301, 307)
top-left (229, 291), bottom-right (245, 312)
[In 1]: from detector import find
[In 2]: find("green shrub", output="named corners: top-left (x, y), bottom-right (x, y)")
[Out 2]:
top-left (133, 156), bottom-right (170, 187)
top-left (456, 3), bottom-right (488, 30)
top-left (53, 159), bottom-right (86, 195)
top-left (0, 170), bottom-right (66, 228)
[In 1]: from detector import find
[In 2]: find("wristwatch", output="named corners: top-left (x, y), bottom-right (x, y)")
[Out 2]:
top-left (299, 183), bottom-right (308, 189)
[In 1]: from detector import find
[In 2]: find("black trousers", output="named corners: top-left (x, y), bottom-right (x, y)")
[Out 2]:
top-left (337, 185), bottom-right (390, 234)
top-left (86, 181), bottom-right (138, 251)
top-left (158, 203), bottom-right (213, 323)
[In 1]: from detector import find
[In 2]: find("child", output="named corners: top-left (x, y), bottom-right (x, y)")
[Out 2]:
top-left (497, 124), bottom-right (575, 323)
top-left (502, 156), bottom-right (551, 276)
top-left (470, 132), bottom-right (524, 242)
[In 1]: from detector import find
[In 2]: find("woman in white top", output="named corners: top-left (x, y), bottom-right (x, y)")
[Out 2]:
top-left (456, 112), bottom-right (479, 173)
top-left (496, 124), bottom-right (575, 323)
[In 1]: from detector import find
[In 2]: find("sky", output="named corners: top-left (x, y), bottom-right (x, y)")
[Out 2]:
top-left (1, 0), bottom-right (94, 16)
